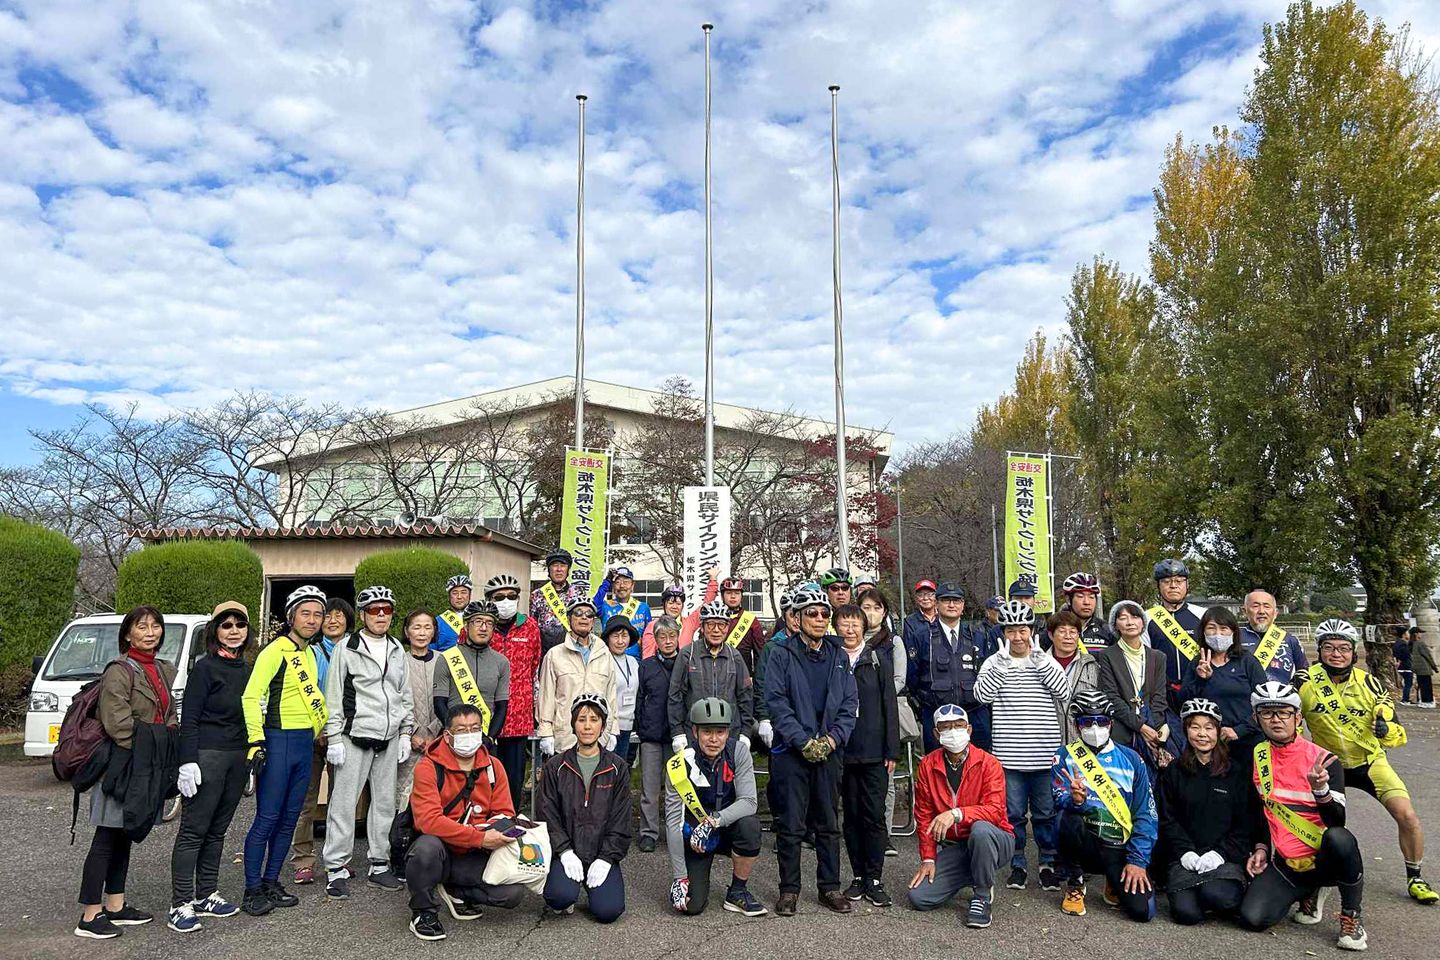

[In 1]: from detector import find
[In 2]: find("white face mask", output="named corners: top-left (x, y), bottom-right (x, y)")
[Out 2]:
top-left (494, 598), bottom-right (519, 620)
top-left (450, 732), bottom-right (484, 758)
top-left (937, 729), bottom-right (971, 753)
top-left (1205, 633), bottom-right (1233, 653)
top-left (1080, 725), bottom-right (1111, 749)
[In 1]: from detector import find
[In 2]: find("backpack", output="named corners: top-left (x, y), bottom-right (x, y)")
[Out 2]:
top-left (389, 758), bottom-right (488, 874)
top-left (53, 660), bottom-right (137, 842)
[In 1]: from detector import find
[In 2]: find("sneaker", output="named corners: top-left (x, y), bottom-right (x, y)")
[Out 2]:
top-left (844, 877), bottom-right (865, 901)
top-left (1102, 881), bottom-right (1120, 907)
top-left (637, 836), bottom-right (657, 853)
top-left (1039, 865), bottom-right (1061, 892)
top-left (293, 865), bottom-right (316, 885)
top-left (884, 841), bottom-right (898, 858)
top-left (864, 880), bottom-right (893, 908)
top-left (103, 905), bottom-right (153, 926)
top-left (410, 909), bottom-right (447, 942)
top-left (1337, 910), bottom-right (1367, 951)
top-left (263, 879), bottom-right (299, 908)
top-left (242, 887), bottom-right (274, 917)
top-left (74, 914), bottom-right (123, 940)
top-left (438, 885), bottom-right (483, 922)
top-left (192, 893), bottom-right (239, 918)
top-left (723, 887), bottom-right (768, 917)
top-left (1062, 883), bottom-right (1087, 917)
top-left (326, 876), bottom-right (349, 901)
top-left (366, 869), bottom-right (404, 891)
top-left (1409, 877), bottom-right (1439, 905)
top-left (966, 894), bottom-right (993, 929)
top-left (166, 903), bottom-right (203, 934)
top-left (1293, 887), bottom-right (1327, 925)
top-left (1006, 866), bottom-right (1027, 890)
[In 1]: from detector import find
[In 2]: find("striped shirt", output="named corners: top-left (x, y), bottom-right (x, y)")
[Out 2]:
top-left (974, 651), bottom-right (1069, 771)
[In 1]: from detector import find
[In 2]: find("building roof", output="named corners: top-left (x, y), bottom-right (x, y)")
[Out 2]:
top-left (134, 522), bottom-right (543, 558)
top-left (251, 376), bottom-right (893, 470)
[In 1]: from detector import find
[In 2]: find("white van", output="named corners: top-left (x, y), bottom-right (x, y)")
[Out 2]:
top-left (25, 613), bottom-right (212, 758)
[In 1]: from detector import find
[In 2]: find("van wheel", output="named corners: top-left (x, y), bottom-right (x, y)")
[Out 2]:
top-left (162, 796), bottom-right (182, 822)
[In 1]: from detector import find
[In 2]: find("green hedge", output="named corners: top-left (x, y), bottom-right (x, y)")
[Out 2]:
top-left (354, 548), bottom-right (469, 630)
top-left (0, 516), bottom-right (80, 670)
top-left (115, 540), bottom-right (263, 618)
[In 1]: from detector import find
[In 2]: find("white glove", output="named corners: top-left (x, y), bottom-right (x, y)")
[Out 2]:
top-left (539, 737), bottom-right (555, 756)
top-left (177, 762), bottom-right (202, 798)
top-left (1180, 851), bottom-right (1201, 872)
top-left (327, 741), bottom-right (346, 767)
top-left (1196, 850), bottom-right (1225, 873)
top-left (603, 733), bottom-right (617, 751)
top-left (737, 734), bottom-right (751, 752)
top-left (586, 858), bottom-right (612, 889)
top-left (561, 849), bottom-right (584, 883)
top-left (757, 720), bottom-right (773, 748)
top-left (397, 738), bottom-right (412, 764)
top-left (672, 735), bottom-right (687, 754)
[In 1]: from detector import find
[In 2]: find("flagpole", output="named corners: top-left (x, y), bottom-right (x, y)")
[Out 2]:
top-left (574, 93), bottom-right (587, 450)
top-left (829, 83), bottom-right (850, 570)
top-left (702, 22), bottom-right (715, 487)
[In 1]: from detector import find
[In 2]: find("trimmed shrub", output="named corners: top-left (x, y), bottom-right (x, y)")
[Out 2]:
top-left (353, 548), bottom-right (469, 626)
top-left (0, 516), bottom-right (81, 671)
top-left (115, 540), bottom-right (263, 619)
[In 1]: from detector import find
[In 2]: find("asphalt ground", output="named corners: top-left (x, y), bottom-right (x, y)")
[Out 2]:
top-left (4, 714), bottom-right (1440, 960)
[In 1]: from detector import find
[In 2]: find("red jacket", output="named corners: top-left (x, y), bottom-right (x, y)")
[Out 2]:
top-left (411, 739), bottom-right (514, 853)
top-left (491, 614), bottom-right (542, 738)
top-left (914, 745), bottom-right (1013, 861)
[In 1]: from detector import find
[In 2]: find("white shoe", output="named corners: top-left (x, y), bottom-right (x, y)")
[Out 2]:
top-left (1337, 912), bottom-right (1368, 951)
top-left (1293, 887), bottom-right (1328, 925)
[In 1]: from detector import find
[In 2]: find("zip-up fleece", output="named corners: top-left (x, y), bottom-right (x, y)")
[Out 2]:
top-left (322, 630), bottom-right (415, 743)
top-left (536, 746), bottom-right (633, 865)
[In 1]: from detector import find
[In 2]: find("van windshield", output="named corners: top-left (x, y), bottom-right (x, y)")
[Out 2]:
top-left (43, 623), bottom-right (188, 681)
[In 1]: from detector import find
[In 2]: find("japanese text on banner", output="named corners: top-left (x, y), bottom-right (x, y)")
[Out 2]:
top-left (1004, 454), bottom-right (1053, 614)
top-left (682, 486), bottom-right (731, 615)
top-left (561, 448), bottom-right (611, 598)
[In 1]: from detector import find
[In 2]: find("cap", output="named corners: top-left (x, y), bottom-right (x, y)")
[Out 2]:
top-left (211, 600), bottom-right (249, 620)
top-left (936, 581), bottom-right (964, 600)
top-left (1007, 579), bottom-right (1037, 599)
top-left (913, 579), bottom-right (937, 593)
top-left (984, 595), bottom-right (1002, 610)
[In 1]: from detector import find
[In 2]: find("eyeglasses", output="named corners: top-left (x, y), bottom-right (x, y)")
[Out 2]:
top-left (1318, 642), bottom-right (1353, 654)
top-left (1256, 707), bottom-right (1296, 720)
top-left (802, 608), bottom-right (831, 618)
top-left (366, 605), bottom-right (394, 616)
top-left (1075, 716), bottom-right (1112, 728)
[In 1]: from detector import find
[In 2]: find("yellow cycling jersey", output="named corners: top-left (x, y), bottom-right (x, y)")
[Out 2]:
top-left (1299, 663), bottom-right (1405, 768)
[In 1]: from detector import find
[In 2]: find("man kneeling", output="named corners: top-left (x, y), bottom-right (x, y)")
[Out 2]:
top-left (666, 698), bottom-right (767, 917)
top-left (907, 705), bottom-right (1015, 928)
top-left (406, 705), bottom-right (526, 941)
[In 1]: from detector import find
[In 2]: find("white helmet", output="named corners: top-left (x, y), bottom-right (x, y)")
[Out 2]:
top-left (699, 599), bottom-right (731, 622)
top-left (1315, 619), bottom-right (1360, 645)
top-left (446, 575), bottom-right (473, 591)
top-left (1180, 698), bottom-right (1223, 723)
top-left (285, 584), bottom-right (327, 617)
top-left (1251, 681), bottom-right (1301, 712)
top-left (484, 573), bottom-right (522, 596)
top-left (996, 600), bottom-right (1034, 627)
top-left (790, 588), bottom-right (831, 616)
top-left (355, 585), bottom-right (395, 610)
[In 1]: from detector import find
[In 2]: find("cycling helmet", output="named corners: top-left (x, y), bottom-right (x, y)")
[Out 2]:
top-left (688, 697), bottom-right (732, 727)
top-left (1153, 558), bottom-right (1189, 581)
top-left (996, 600), bottom-right (1035, 628)
top-left (1062, 572), bottom-right (1100, 595)
top-left (1316, 619), bottom-right (1360, 645)
top-left (854, 576), bottom-right (877, 591)
top-left (545, 549), bottom-right (573, 568)
top-left (446, 575), bottom-right (473, 591)
top-left (570, 691), bottom-right (610, 723)
top-left (1180, 698), bottom-right (1224, 723)
top-left (790, 588), bottom-right (832, 615)
top-left (462, 599), bottom-right (499, 622)
top-left (285, 584), bottom-right (327, 616)
top-left (1070, 689), bottom-right (1115, 718)
top-left (355, 585), bottom-right (395, 610)
top-left (565, 590), bottom-right (598, 615)
top-left (1250, 681), bottom-right (1301, 711)
top-left (482, 573), bottom-right (521, 596)
top-left (819, 567), bottom-right (852, 587)
top-left (661, 584), bottom-right (686, 602)
top-left (777, 589), bottom-right (797, 614)
top-left (699, 599), bottom-right (731, 622)
top-left (933, 703), bottom-right (969, 724)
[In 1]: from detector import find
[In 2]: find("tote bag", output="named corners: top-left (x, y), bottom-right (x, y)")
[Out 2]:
top-left (482, 820), bottom-right (552, 892)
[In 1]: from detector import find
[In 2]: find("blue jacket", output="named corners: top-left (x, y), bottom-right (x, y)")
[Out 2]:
top-left (1052, 739), bottom-right (1157, 867)
top-left (594, 578), bottom-right (652, 657)
top-left (1145, 601), bottom-right (1207, 686)
top-left (908, 617), bottom-right (992, 710)
top-left (636, 652), bottom-right (678, 744)
top-left (763, 633), bottom-right (857, 753)
top-left (1240, 624), bottom-right (1309, 685)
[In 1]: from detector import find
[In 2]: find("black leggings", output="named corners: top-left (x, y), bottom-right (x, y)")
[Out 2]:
top-left (682, 816), bottom-right (764, 915)
top-left (79, 827), bottom-right (132, 906)
top-left (1168, 878), bottom-right (1245, 925)
top-left (1239, 827), bottom-right (1364, 931)
top-left (171, 749), bottom-right (248, 905)
top-left (840, 762), bottom-right (888, 884)
top-left (1056, 812), bottom-right (1154, 922)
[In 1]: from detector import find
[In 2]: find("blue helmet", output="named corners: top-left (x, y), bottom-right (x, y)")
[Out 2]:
top-left (1153, 558), bottom-right (1189, 581)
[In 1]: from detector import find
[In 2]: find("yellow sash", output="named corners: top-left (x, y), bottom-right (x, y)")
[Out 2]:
top-left (540, 582), bottom-right (568, 622)
top-left (1254, 742), bottom-right (1325, 851)
top-left (441, 647), bottom-right (493, 732)
top-left (284, 645), bottom-right (328, 733)
top-left (1305, 665), bottom-right (1359, 732)
top-left (1254, 623), bottom-right (1287, 668)
top-left (724, 611), bottom-right (757, 647)
top-left (616, 596), bottom-right (640, 620)
top-left (665, 750), bottom-right (709, 822)
top-left (439, 608), bottom-right (464, 639)
top-left (1147, 604), bottom-right (1199, 662)
top-left (1066, 742), bottom-right (1132, 840)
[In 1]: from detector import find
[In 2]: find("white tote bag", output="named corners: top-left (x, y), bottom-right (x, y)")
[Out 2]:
top-left (481, 821), bottom-right (552, 893)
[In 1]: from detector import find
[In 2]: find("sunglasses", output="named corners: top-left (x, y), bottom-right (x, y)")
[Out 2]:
top-left (571, 610), bottom-right (596, 618)
top-left (366, 605), bottom-right (395, 616)
top-left (802, 608), bottom-right (831, 618)
top-left (489, 591), bottom-right (520, 601)
top-left (1075, 716), bottom-right (1112, 728)
top-left (219, 617), bottom-right (249, 629)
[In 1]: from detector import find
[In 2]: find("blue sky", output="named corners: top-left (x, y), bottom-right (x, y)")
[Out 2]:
top-left (1, 0), bottom-right (1436, 465)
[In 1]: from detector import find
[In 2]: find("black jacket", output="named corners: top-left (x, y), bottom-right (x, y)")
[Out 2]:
top-left (102, 721), bottom-right (180, 843)
top-left (537, 746), bottom-right (633, 866)
top-left (178, 653), bottom-right (251, 764)
top-left (843, 644), bottom-right (900, 764)
top-left (1157, 754), bottom-right (1257, 864)
top-left (636, 654), bottom-right (677, 744)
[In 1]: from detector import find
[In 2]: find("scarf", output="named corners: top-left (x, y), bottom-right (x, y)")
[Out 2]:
top-left (126, 646), bottom-right (170, 723)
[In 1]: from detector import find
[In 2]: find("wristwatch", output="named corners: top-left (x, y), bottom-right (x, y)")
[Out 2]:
top-left (951, 806), bottom-right (962, 822)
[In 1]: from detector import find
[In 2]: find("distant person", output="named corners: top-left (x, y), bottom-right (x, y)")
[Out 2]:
top-left (531, 549), bottom-right (574, 654)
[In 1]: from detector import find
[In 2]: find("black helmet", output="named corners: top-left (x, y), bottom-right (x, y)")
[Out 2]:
top-left (1153, 558), bottom-right (1189, 581)
top-left (545, 548), bottom-right (573, 568)
top-left (1069, 689), bottom-right (1114, 718)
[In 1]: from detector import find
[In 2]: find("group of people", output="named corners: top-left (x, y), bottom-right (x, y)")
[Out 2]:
top-left (67, 554), bottom-right (1432, 952)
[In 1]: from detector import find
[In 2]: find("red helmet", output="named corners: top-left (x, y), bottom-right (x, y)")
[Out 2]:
top-left (719, 577), bottom-right (745, 592)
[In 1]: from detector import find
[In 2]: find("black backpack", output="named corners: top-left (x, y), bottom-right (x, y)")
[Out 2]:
top-left (54, 661), bottom-right (138, 843)
top-left (389, 759), bottom-right (487, 874)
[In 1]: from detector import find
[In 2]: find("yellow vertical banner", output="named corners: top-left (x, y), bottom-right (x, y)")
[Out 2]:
top-left (1004, 454), bottom-right (1053, 614)
top-left (561, 448), bottom-right (611, 599)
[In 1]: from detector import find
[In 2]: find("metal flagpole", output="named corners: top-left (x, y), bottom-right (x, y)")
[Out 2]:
top-left (895, 482), bottom-right (907, 618)
top-left (574, 93), bottom-right (588, 450)
top-left (991, 503), bottom-right (1001, 595)
top-left (702, 22), bottom-right (715, 486)
top-left (829, 84), bottom-right (850, 570)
